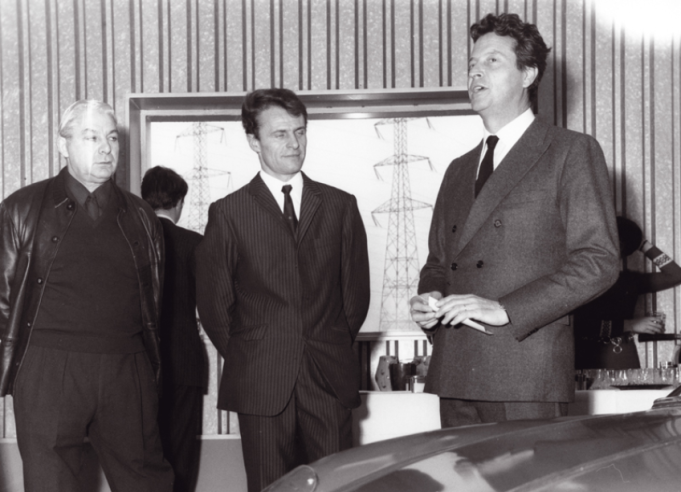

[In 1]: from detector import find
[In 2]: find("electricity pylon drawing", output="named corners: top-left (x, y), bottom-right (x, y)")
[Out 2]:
top-left (372, 118), bottom-right (434, 331)
top-left (175, 122), bottom-right (231, 234)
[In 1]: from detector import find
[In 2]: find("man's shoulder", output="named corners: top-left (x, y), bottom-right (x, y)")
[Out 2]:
top-left (119, 187), bottom-right (158, 217)
top-left (172, 222), bottom-right (203, 243)
top-left (535, 118), bottom-right (599, 147)
top-left (2, 176), bottom-right (53, 208)
top-left (206, 187), bottom-right (251, 220)
top-left (304, 176), bottom-right (356, 204)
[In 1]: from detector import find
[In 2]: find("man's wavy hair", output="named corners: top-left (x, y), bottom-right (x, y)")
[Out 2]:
top-left (141, 166), bottom-right (188, 211)
top-left (59, 100), bottom-right (117, 139)
top-left (241, 88), bottom-right (308, 139)
top-left (470, 13), bottom-right (551, 105)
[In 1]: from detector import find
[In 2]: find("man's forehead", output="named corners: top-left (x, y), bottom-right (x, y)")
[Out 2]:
top-left (75, 110), bottom-right (117, 129)
top-left (471, 33), bottom-right (515, 54)
top-left (259, 106), bottom-right (305, 128)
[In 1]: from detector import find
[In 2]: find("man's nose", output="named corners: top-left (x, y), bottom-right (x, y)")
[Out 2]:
top-left (287, 134), bottom-right (300, 148)
top-left (468, 66), bottom-right (482, 79)
top-left (100, 140), bottom-right (112, 154)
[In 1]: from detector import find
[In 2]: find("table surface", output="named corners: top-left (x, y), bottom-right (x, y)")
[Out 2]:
top-left (568, 388), bottom-right (674, 415)
top-left (352, 391), bottom-right (441, 445)
top-left (353, 388), bottom-right (677, 446)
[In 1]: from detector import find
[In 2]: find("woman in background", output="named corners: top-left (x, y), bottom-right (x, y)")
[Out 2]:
top-left (574, 216), bottom-right (681, 369)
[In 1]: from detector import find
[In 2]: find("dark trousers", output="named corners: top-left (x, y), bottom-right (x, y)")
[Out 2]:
top-left (13, 345), bottom-right (174, 492)
top-left (238, 353), bottom-right (353, 492)
top-left (158, 384), bottom-right (203, 492)
top-left (440, 397), bottom-right (568, 428)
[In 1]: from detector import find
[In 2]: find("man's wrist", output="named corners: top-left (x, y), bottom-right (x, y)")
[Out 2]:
top-left (640, 239), bottom-right (653, 254)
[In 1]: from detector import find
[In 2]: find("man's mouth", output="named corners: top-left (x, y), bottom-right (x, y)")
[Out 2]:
top-left (470, 85), bottom-right (486, 94)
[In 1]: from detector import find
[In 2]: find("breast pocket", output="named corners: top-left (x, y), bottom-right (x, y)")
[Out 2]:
top-left (502, 190), bottom-right (550, 208)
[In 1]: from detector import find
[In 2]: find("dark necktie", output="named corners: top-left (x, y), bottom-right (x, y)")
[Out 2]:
top-left (282, 185), bottom-right (298, 236)
top-left (475, 135), bottom-right (499, 197)
top-left (84, 194), bottom-right (99, 220)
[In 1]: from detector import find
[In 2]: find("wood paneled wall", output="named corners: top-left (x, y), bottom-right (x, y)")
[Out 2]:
top-left (1, 0), bottom-right (680, 404)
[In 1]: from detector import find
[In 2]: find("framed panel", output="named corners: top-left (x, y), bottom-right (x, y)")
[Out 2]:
top-left (126, 89), bottom-right (481, 336)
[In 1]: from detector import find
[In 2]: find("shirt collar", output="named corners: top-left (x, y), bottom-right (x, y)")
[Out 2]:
top-left (259, 170), bottom-right (304, 198)
top-left (157, 214), bottom-right (176, 224)
top-left (482, 107), bottom-right (535, 149)
top-left (64, 170), bottom-right (112, 210)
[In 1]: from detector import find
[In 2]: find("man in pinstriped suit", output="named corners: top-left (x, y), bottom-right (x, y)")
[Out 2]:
top-left (195, 88), bottom-right (370, 492)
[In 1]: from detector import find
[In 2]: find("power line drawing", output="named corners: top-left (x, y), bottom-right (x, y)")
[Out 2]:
top-left (372, 118), bottom-right (434, 332)
top-left (175, 122), bottom-right (232, 234)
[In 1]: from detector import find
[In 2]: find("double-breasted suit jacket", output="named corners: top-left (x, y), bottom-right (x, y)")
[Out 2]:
top-left (196, 172), bottom-right (370, 416)
top-left (418, 118), bottom-right (619, 403)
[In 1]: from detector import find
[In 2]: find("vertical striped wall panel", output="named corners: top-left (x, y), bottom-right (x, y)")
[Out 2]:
top-left (1, 0), bottom-right (680, 385)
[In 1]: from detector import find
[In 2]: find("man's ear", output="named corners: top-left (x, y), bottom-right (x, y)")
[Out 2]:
top-left (522, 66), bottom-right (539, 89)
top-left (57, 136), bottom-right (69, 159)
top-left (246, 133), bottom-right (261, 154)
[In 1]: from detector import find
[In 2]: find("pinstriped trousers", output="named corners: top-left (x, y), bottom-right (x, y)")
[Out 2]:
top-left (238, 350), bottom-right (353, 492)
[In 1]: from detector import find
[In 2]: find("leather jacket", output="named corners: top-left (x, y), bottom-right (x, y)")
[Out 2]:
top-left (0, 168), bottom-right (164, 396)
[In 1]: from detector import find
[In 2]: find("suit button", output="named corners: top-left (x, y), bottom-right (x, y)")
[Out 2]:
top-left (37, 278), bottom-right (43, 284)
top-left (494, 219), bottom-right (502, 228)
top-left (51, 236), bottom-right (59, 243)
top-left (450, 263), bottom-right (458, 271)
top-left (451, 225), bottom-right (457, 233)
top-left (67, 202), bottom-right (75, 211)
top-left (477, 260), bottom-right (484, 268)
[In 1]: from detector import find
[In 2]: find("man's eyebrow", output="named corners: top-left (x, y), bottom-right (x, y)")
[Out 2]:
top-left (469, 49), bottom-right (506, 62)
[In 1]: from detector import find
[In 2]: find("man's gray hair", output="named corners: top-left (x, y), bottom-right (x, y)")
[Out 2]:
top-left (58, 100), bottom-right (117, 138)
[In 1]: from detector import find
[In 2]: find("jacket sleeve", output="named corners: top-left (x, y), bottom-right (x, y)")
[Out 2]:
top-left (195, 201), bottom-right (235, 358)
top-left (0, 203), bottom-right (18, 339)
top-left (341, 196), bottom-right (370, 341)
top-left (500, 134), bottom-right (620, 341)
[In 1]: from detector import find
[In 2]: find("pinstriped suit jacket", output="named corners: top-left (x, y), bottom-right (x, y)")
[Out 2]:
top-left (195, 172), bottom-right (370, 416)
top-left (418, 118), bottom-right (619, 403)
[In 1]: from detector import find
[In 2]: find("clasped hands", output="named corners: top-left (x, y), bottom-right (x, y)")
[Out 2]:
top-left (409, 291), bottom-right (509, 330)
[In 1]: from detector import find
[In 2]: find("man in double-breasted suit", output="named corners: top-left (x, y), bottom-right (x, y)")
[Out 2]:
top-left (411, 13), bottom-right (620, 427)
top-left (195, 88), bottom-right (370, 492)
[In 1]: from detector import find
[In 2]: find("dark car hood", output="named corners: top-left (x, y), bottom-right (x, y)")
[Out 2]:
top-left (267, 395), bottom-right (681, 492)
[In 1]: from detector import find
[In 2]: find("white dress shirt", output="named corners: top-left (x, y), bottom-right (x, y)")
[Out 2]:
top-left (477, 107), bottom-right (535, 177)
top-left (259, 170), bottom-right (304, 218)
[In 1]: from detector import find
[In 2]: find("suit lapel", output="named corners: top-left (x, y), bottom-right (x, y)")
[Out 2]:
top-left (450, 148), bottom-right (480, 256)
top-left (458, 119), bottom-right (552, 252)
top-left (298, 173), bottom-right (322, 243)
top-left (247, 172), bottom-right (321, 243)
top-left (247, 174), bottom-right (292, 237)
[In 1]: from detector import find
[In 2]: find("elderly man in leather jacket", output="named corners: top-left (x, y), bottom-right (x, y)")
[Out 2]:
top-left (0, 100), bottom-right (173, 491)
